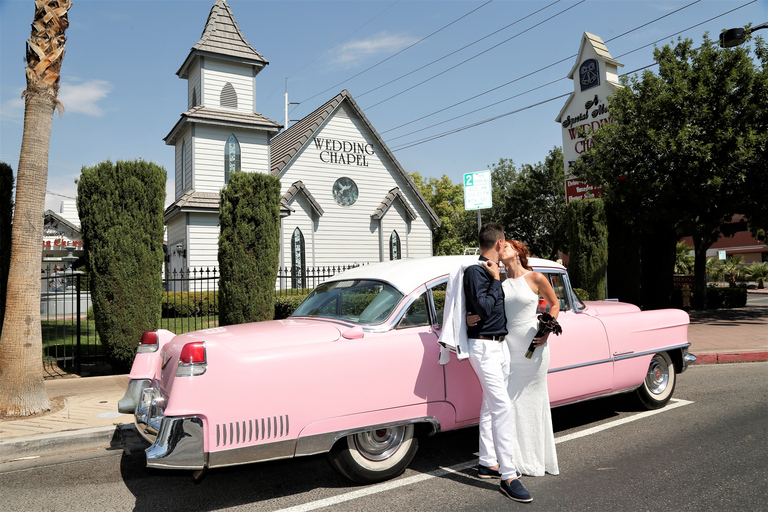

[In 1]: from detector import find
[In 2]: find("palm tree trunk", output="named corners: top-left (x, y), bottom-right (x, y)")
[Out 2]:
top-left (0, 0), bottom-right (72, 417)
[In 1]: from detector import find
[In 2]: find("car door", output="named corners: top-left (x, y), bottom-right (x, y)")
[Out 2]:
top-left (542, 271), bottom-right (613, 407)
top-left (428, 280), bottom-right (483, 425)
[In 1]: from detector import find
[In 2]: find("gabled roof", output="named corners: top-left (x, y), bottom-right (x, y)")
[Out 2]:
top-left (177, 0), bottom-right (268, 78)
top-left (371, 187), bottom-right (417, 221)
top-left (282, 181), bottom-right (324, 217)
top-left (270, 90), bottom-right (441, 228)
top-left (44, 210), bottom-right (80, 235)
top-left (565, 32), bottom-right (622, 80)
top-left (164, 106), bottom-right (281, 145)
top-left (164, 190), bottom-right (220, 222)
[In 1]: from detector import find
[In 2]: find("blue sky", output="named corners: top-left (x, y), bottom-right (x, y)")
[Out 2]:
top-left (1, 0), bottom-right (765, 211)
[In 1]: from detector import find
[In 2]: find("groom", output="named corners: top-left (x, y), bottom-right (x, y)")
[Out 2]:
top-left (464, 222), bottom-right (532, 503)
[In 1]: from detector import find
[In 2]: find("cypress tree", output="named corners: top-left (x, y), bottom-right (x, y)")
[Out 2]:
top-left (77, 160), bottom-right (166, 371)
top-left (565, 199), bottom-right (608, 300)
top-left (219, 171), bottom-right (281, 326)
top-left (0, 163), bottom-right (13, 335)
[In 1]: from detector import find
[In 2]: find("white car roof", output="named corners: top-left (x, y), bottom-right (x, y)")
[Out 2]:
top-left (331, 255), bottom-right (566, 295)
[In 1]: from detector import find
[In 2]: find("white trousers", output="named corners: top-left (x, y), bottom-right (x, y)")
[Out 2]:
top-left (467, 337), bottom-right (518, 481)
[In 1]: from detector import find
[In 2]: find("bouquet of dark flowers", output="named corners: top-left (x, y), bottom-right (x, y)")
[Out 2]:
top-left (525, 312), bottom-right (563, 359)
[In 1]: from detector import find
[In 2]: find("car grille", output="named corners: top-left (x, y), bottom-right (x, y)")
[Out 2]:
top-left (216, 415), bottom-right (290, 447)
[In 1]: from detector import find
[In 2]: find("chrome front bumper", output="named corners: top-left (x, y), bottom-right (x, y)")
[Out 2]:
top-left (135, 382), bottom-right (205, 470)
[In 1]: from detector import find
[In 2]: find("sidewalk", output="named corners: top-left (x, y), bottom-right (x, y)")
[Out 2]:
top-left (1, 297), bottom-right (766, 464)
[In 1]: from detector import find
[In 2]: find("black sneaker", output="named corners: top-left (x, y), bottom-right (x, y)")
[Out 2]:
top-left (500, 478), bottom-right (533, 503)
top-left (478, 465), bottom-right (521, 479)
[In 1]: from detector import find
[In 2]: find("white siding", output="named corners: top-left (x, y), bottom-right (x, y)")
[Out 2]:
top-left (187, 64), bottom-right (201, 109)
top-left (192, 125), bottom-right (270, 193)
top-left (277, 103), bottom-right (434, 267)
top-left (281, 194), bottom-right (316, 270)
top-left (187, 213), bottom-right (219, 270)
top-left (381, 201), bottom-right (410, 260)
top-left (202, 59), bottom-right (254, 113)
top-left (173, 129), bottom-right (194, 201)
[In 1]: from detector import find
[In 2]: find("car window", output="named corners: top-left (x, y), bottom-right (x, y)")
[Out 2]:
top-left (540, 272), bottom-right (570, 312)
top-left (291, 279), bottom-right (404, 325)
top-left (397, 294), bottom-right (430, 328)
top-left (429, 282), bottom-right (447, 326)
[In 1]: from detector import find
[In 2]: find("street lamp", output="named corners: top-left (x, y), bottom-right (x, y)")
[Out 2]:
top-left (719, 22), bottom-right (768, 48)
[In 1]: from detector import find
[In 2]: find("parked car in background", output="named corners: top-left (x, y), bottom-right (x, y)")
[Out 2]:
top-left (119, 256), bottom-right (695, 484)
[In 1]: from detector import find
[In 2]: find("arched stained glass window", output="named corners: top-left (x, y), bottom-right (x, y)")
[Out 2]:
top-left (390, 230), bottom-right (401, 260)
top-left (291, 227), bottom-right (306, 289)
top-left (224, 134), bottom-right (240, 184)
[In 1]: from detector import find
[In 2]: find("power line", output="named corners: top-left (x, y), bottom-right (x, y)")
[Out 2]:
top-left (356, 0), bottom-right (564, 99)
top-left (386, 0), bottom-right (757, 152)
top-left (380, 0), bottom-right (706, 136)
top-left (365, 0), bottom-right (586, 110)
top-left (296, 0), bottom-right (495, 105)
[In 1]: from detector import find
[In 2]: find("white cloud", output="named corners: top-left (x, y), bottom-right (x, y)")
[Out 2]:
top-left (0, 89), bottom-right (25, 122)
top-left (58, 79), bottom-right (113, 117)
top-left (333, 32), bottom-right (417, 67)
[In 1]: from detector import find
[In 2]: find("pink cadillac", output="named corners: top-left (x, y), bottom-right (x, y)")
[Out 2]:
top-left (119, 256), bottom-right (695, 483)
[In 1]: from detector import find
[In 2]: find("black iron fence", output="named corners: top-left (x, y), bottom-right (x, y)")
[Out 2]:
top-left (40, 264), bottom-right (356, 375)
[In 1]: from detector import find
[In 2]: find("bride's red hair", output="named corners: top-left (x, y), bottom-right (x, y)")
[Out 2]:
top-left (507, 239), bottom-right (532, 270)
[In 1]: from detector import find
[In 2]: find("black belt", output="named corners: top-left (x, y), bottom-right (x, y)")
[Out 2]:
top-left (477, 335), bottom-right (505, 341)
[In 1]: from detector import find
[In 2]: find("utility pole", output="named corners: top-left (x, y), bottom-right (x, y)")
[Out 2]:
top-left (284, 78), bottom-right (300, 130)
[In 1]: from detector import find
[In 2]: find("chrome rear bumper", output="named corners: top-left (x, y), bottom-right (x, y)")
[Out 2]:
top-left (135, 382), bottom-right (205, 470)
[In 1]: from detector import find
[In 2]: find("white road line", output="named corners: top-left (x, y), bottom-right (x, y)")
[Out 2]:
top-left (276, 398), bottom-right (694, 512)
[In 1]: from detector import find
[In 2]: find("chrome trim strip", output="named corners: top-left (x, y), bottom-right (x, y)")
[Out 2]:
top-left (549, 343), bottom-right (692, 373)
top-left (145, 417), bottom-right (205, 470)
top-left (612, 343), bottom-right (691, 362)
top-left (294, 417), bottom-right (440, 457)
top-left (207, 438), bottom-right (296, 469)
top-left (551, 385), bottom-right (640, 409)
top-left (548, 358), bottom-right (614, 373)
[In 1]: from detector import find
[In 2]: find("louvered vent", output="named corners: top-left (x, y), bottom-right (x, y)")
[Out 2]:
top-left (220, 83), bottom-right (237, 109)
top-left (216, 415), bottom-right (290, 447)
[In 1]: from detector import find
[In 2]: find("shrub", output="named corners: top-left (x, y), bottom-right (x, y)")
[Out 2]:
top-left (706, 286), bottom-right (748, 309)
top-left (565, 199), bottom-right (608, 300)
top-left (162, 291), bottom-right (219, 318)
top-left (572, 288), bottom-right (590, 301)
top-left (77, 160), bottom-right (166, 371)
top-left (274, 295), bottom-right (307, 319)
top-left (219, 172), bottom-right (281, 326)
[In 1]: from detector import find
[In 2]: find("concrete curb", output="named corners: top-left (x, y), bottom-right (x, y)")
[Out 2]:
top-left (693, 351), bottom-right (768, 364)
top-left (0, 424), bottom-right (147, 464)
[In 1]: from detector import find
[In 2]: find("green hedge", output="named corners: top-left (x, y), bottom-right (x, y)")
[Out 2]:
top-left (162, 291), bottom-right (219, 318)
top-left (572, 288), bottom-right (590, 301)
top-left (706, 287), bottom-right (748, 309)
top-left (274, 295), bottom-right (307, 319)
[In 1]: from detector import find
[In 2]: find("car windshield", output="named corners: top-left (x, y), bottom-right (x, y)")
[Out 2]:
top-left (291, 279), bottom-right (404, 325)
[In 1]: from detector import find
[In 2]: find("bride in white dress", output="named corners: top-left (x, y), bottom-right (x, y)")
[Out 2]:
top-left (499, 239), bottom-right (560, 476)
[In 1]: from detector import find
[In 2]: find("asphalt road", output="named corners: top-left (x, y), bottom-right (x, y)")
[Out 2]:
top-left (1, 363), bottom-right (766, 512)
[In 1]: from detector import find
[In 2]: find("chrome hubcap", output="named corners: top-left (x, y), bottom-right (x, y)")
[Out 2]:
top-left (645, 355), bottom-right (669, 395)
top-left (352, 426), bottom-right (406, 461)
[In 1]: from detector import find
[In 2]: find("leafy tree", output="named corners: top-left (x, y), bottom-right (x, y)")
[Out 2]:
top-left (721, 255), bottom-right (745, 287)
top-left (0, 163), bottom-right (13, 336)
top-left (565, 199), bottom-right (608, 300)
top-left (410, 172), bottom-right (474, 255)
top-left (574, 31), bottom-right (767, 309)
top-left (486, 147), bottom-right (567, 259)
top-left (219, 172), bottom-right (281, 326)
top-left (77, 160), bottom-right (166, 372)
top-left (1, 0), bottom-right (73, 418)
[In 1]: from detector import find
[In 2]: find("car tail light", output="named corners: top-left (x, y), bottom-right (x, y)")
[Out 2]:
top-left (177, 341), bottom-right (207, 377)
top-left (137, 330), bottom-right (159, 353)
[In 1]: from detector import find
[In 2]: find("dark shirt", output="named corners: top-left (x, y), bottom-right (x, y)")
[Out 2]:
top-left (464, 256), bottom-right (508, 339)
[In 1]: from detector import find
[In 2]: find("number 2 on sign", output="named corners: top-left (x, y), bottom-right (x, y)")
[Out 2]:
top-left (465, 175), bottom-right (473, 187)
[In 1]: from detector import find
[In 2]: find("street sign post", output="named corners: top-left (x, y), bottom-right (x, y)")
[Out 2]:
top-left (464, 170), bottom-right (492, 233)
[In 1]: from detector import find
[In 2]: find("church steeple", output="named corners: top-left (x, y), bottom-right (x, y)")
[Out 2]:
top-left (177, 0), bottom-right (268, 79)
